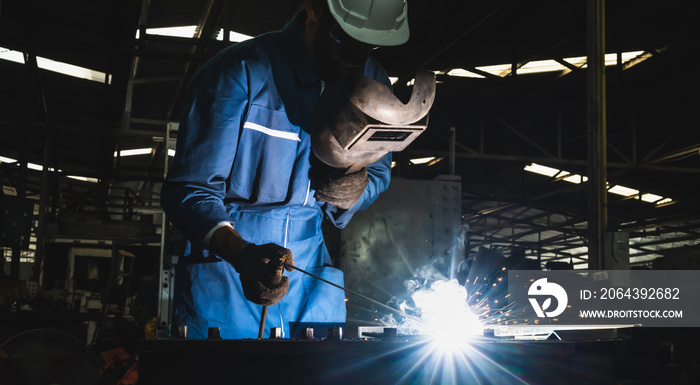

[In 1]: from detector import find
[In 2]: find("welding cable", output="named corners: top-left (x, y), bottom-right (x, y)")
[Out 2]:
top-left (285, 263), bottom-right (425, 325)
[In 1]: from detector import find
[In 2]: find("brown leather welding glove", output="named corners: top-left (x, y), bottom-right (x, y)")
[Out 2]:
top-left (313, 168), bottom-right (368, 210)
top-left (233, 243), bottom-right (295, 306)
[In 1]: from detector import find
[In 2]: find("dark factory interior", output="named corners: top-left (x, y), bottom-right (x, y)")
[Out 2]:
top-left (1, 0), bottom-right (699, 384)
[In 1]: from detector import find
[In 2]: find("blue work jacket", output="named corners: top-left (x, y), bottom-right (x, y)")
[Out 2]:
top-left (160, 12), bottom-right (392, 339)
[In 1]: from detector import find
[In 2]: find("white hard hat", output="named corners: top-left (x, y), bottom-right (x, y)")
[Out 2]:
top-left (326, 0), bottom-right (409, 46)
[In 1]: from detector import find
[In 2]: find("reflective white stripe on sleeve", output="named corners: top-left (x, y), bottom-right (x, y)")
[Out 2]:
top-left (243, 121), bottom-right (301, 141)
top-left (203, 221), bottom-right (233, 248)
top-left (303, 180), bottom-right (311, 206)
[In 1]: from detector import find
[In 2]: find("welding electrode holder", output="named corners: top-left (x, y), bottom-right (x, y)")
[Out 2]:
top-left (258, 305), bottom-right (268, 340)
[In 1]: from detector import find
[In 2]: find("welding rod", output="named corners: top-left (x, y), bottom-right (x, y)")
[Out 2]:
top-left (285, 263), bottom-right (424, 324)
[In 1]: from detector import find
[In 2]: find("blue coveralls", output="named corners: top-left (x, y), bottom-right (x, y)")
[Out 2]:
top-left (160, 11), bottom-right (392, 339)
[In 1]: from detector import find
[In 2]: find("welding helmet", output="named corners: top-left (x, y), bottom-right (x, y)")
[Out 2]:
top-left (326, 0), bottom-right (409, 46)
top-left (311, 70), bottom-right (436, 171)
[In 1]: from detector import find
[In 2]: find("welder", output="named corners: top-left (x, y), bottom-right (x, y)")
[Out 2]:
top-left (160, 0), bottom-right (410, 339)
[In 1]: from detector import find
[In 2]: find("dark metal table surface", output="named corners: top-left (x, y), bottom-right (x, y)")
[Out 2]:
top-left (137, 336), bottom-right (619, 385)
top-left (138, 326), bottom-right (700, 385)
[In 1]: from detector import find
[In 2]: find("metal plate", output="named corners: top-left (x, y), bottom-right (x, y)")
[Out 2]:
top-left (340, 177), bottom-right (462, 323)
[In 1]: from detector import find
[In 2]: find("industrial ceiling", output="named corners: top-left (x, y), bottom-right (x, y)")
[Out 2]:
top-left (1, 0), bottom-right (699, 269)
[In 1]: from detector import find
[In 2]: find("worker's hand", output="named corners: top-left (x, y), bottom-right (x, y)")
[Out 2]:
top-left (233, 243), bottom-right (296, 306)
top-left (313, 167), bottom-right (368, 210)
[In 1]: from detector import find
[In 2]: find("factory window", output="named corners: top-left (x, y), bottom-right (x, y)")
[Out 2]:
top-left (0, 46), bottom-right (110, 84)
top-left (135, 25), bottom-right (253, 43)
top-left (524, 162), bottom-right (673, 207)
top-left (443, 50), bottom-right (650, 79)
